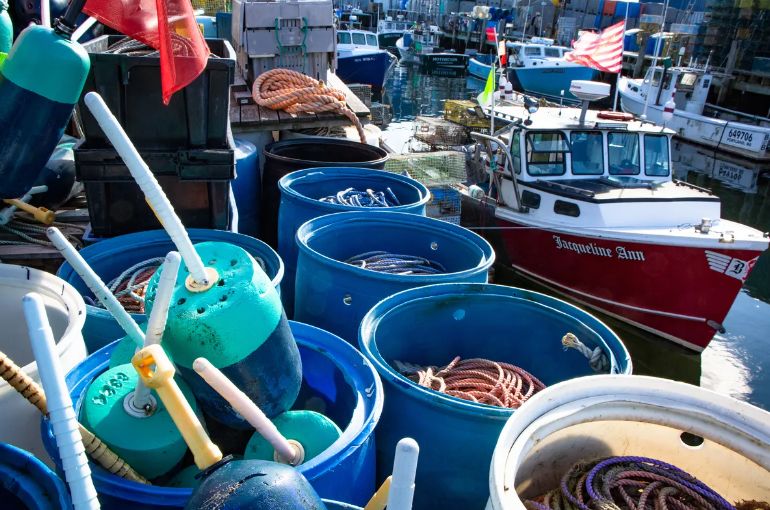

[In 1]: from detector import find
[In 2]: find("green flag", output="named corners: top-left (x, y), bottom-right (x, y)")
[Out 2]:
top-left (477, 63), bottom-right (496, 106)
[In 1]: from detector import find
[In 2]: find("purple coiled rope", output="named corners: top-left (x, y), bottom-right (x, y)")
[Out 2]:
top-left (319, 187), bottom-right (401, 207)
top-left (345, 251), bottom-right (446, 275)
top-left (525, 456), bottom-right (737, 510)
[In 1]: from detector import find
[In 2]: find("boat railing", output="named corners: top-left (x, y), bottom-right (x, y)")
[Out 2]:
top-left (703, 103), bottom-right (770, 127)
top-left (470, 131), bottom-right (524, 211)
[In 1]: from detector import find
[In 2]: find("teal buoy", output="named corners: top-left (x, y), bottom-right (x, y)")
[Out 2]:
top-left (80, 363), bottom-right (199, 480)
top-left (0, 0), bottom-right (12, 54)
top-left (145, 241), bottom-right (302, 429)
top-left (244, 411), bottom-right (342, 464)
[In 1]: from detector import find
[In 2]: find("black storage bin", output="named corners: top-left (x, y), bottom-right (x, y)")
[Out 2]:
top-left (76, 142), bottom-right (234, 237)
top-left (78, 36), bottom-right (236, 151)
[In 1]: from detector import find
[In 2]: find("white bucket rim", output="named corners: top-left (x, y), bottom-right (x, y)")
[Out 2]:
top-left (0, 263), bottom-right (86, 374)
top-left (488, 374), bottom-right (770, 510)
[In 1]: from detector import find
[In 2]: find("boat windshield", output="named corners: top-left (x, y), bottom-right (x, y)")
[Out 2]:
top-left (570, 131), bottom-right (604, 175)
top-left (608, 132), bottom-right (640, 175)
top-left (544, 47), bottom-right (561, 58)
top-left (366, 33), bottom-right (378, 46)
top-left (527, 132), bottom-right (569, 176)
top-left (338, 32), bottom-right (351, 44)
top-left (352, 32), bottom-right (367, 45)
top-left (644, 134), bottom-right (670, 176)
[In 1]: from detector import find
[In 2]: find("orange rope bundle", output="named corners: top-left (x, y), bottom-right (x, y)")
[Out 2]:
top-left (402, 356), bottom-right (546, 409)
top-left (251, 69), bottom-right (367, 143)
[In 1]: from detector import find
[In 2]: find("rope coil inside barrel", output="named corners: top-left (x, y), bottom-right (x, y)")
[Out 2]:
top-left (319, 187), bottom-right (401, 207)
top-left (524, 456), bottom-right (744, 510)
top-left (394, 356), bottom-right (546, 409)
top-left (251, 68), bottom-right (367, 143)
top-left (345, 251), bottom-right (446, 275)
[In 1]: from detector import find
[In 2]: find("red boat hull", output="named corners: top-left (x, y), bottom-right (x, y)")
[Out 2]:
top-left (497, 218), bottom-right (762, 351)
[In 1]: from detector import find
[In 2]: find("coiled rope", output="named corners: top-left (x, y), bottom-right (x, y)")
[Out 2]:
top-left (345, 251), bottom-right (446, 275)
top-left (251, 69), bottom-right (366, 143)
top-left (394, 356), bottom-right (546, 408)
top-left (0, 219), bottom-right (83, 247)
top-left (0, 351), bottom-right (148, 484)
top-left (320, 187), bottom-right (401, 207)
top-left (524, 456), bottom-right (737, 510)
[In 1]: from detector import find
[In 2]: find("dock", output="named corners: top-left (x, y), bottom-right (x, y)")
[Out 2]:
top-left (229, 72), bottom-right (371, 134)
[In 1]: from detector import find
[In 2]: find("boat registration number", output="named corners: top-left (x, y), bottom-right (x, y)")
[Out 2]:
top-left (722, 127), bottom-right (764, 152)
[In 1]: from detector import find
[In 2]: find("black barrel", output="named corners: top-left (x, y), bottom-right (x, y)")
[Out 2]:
top-left (260, 138), bottom-right (389, 247)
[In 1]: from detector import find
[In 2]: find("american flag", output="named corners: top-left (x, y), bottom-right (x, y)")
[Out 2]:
top-left (564, 21), bottom-right (626, 73)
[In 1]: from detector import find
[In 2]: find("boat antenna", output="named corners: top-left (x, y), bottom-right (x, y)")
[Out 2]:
top-left (559, 89), bottom-right (564, 116)
top-left (641, 0), bottom-right (669, 120)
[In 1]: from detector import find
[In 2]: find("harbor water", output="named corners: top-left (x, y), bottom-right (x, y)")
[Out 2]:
top-left (380, 63), bottom-right (770, 412)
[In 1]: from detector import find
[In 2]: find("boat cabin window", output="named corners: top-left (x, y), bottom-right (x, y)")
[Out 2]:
top-left (570, 131), bottom-right (604, 175)
top-left (608, 132), bottom-right (640, 175)
top-left (526, 132), bottom-right (569, 176)
top-left (544, 47), bottom-right (560, 57)
top-left (366, 34), bottom-right (378, 46)
top-left (678, 72), bottom-right (697, 89)
top-left (352, 32), bottom-right (367, 45)
top-left (650, 70), bottom-right (662, 87)
top-left (643, 134), bottom-right (670, 176)
top-left (525, 47), bottom-right (542, 56)
top-left (338, 32), bottom-right (351, 44)
top-left (511, 131), bottom-right (521, 173)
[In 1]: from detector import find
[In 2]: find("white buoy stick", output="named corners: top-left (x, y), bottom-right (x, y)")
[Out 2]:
top-left (387, 438), bottom-right (420, 510)
top-left (192, 358), bottom-right (303, 465)
top-left (71, 16), bottom-right (98, 42)
top-left (47, 227), bottom-right (144, 348)
top-left (83, 92), bottom-right (210, 287)
top-left (24, 293), bottom-right (100, 510)
top-left (40, 0), bottom-right (50, 28)
top-left (131, 251), bottom-right (181, 409)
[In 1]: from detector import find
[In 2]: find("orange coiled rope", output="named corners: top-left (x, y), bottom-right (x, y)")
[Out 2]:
top-left (397, 356), bottom-right (546, 409)
top-left (252, 69), bottom-right (367, 143)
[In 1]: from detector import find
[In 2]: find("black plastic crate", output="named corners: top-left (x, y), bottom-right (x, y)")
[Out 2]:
top-left (76, 142), bottom-right (234, 237)
top-left (78, 36), bottom-right (236, 151)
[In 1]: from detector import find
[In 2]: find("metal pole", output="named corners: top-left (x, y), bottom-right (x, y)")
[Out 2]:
top-left (540, 1), bottom-right (545, 36)
top-left (641, 0), bottom-right (669, 120)
top-left (612, 1), bottom-right (630, 111)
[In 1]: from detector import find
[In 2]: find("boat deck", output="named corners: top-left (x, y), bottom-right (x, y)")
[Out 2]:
top-left (230, 73), bottom-right (370, 133)
top-left (523, 178), bottom-right (720, 203)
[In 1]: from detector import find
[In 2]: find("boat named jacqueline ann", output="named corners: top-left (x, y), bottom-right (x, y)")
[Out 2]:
top-left (463, 81), bottom-right (769, 351)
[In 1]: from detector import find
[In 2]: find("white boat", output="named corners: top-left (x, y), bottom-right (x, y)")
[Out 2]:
top-left (395, 24), bottom-right (468, 69)
top-left (464, 80), bottom-right (769, 352)
top-left (619, 66), bottom-right (770, 161)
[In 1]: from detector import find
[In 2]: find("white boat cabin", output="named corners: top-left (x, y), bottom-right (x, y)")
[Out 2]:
top-left (337, 29), bottom-right (381, 50)
top-left (506, 40), bottom-right (571, 66)
top-left (631, 66), bottom-right (712, 115)
top-left (485, 104), bottom-right (729, 232)
top-left (378, 17), bottom-right (410, 34)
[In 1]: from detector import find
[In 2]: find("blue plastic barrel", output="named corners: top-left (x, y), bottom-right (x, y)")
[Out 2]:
top-left (195, 16), bottom-right (217, 37)
top-left (0, 442), bottom-right (71, 509)
top-left (233, 138), bottom-right (260, 237)
top-left (278, 167), bottom-right (430, 317)
top-left (294, 211), bottom-right (495, 343)
top-left (56, 229), bottom-right (283, 353)
top-left (358, 283), bottom-right (632, 510)
top-left (41, 321), bottom-right (383, 509)
top-left (323, 501), bottom-right (363, 510)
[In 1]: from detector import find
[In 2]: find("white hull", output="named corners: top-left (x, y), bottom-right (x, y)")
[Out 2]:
top-left (395, 37), bottom-right (419, 64)
top-left (619, 78), bottom-right (770, 161)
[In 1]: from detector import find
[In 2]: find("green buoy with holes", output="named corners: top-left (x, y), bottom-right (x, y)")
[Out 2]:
top-left (243, 410), bottom-right (342, 464)
top-left (144, 241), bottom-right (302, 429)
top-left (80, 363), bottom-right (199, 479)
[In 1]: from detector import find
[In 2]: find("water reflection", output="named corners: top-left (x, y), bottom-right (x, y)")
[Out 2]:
top-left (381, 66), bottom-right (770, 411)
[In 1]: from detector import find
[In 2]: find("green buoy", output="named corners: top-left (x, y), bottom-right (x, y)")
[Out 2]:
top-left (243, 410), bottom-right (342, 464)
top-left (0, 0), bottom-right (12, 54)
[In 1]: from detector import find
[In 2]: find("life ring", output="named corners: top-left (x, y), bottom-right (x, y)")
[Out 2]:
top-left (596, 111), bottom-right (634, 121)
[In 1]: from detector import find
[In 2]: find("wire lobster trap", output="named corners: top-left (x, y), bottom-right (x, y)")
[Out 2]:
top-left (411, 116), bottom-right (471, 151)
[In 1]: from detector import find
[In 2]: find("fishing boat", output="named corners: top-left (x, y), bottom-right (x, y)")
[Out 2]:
top-left (619, 66), bottom-right (770, 161)
top-left (336, 29), bottom-right (397, 91)
top-left (463, 81), bottom-right (769, 352)
top-left (504, 38), bottom-right (598, 103)
top-left (395, 25), bottom-right (468, 69)
top-left (468, 53), bottom-right (496, 80)
top-left (377, 15), bottom-right (410, 51)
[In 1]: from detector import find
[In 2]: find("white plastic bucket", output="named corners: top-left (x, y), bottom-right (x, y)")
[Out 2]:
top-left (0, 263), bottom-right (87, 463)
top-left (487, 375), bottom-right (770, 510)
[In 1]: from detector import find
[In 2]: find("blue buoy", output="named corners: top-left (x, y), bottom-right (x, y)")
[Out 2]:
top-left (358, 283), bottom-right (632, 509)
top-left (278, 167), bottom-right (429, 318)
top-left (56, 229), bottom-right (283, 353)
top-left (0, 442), bottom-right (70, 510)
top-left (294, 211), bottom-right (495, 343)
top-left (41, 321), bottom-right (383, 509)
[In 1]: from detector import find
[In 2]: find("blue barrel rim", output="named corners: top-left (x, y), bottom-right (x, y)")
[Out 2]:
top-left (296, 211), bottom-right (496, 284)
top-left (278, 167), bottom-right (431, 214)
top-left (264, 139), bottom-right (389, 167)
top-left (56, 228), bottom-right (285, 322)
top-left (0, 442), bottom-right (71, 509)
top-left (40, 321), bottom-right (384, 501)
top-left (359, 282), bottom-right (632, 418)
